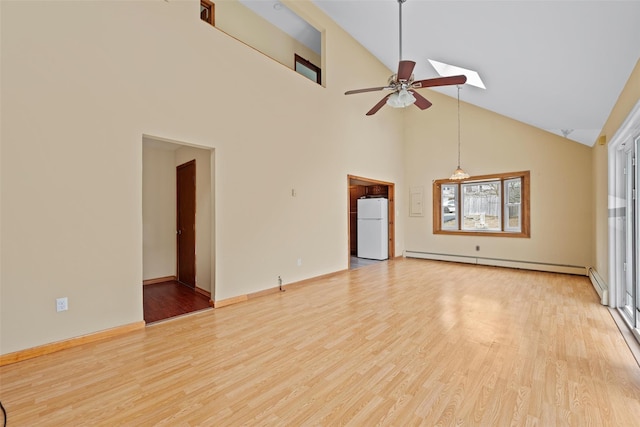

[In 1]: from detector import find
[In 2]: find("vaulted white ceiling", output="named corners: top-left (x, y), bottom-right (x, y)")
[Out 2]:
top-left (244, 0), bottom-right (640, 146)
top-left (314, 0), bottom-right (640, 146)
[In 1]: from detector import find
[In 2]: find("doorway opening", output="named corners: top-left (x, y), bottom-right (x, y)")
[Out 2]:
top-left (142, 135), bottom-right (215, 324)
top-left (347, 175), bottom-right (395, 270)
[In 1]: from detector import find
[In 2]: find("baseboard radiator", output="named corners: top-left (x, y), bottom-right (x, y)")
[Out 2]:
top-left (588, 267), bottom-right (609, 306)
top-left (404, 250), bottom-right (587, 277)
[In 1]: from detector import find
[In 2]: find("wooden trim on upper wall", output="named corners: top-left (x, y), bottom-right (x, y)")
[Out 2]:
top-left (200, 0), bottom-right (215, 26)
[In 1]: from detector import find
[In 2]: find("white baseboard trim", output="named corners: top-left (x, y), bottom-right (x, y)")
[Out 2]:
top-left (588, 267), bottom-right (609, 305)
top-left (404, 251), bottom-right (587, 276)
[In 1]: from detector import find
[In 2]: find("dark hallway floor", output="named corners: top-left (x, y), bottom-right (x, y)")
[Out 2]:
top-left (143, 281), bottom-right (211, 324)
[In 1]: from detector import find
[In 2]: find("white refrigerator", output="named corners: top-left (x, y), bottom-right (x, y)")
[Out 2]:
top-left (357, 198), bottom-right (389, 260)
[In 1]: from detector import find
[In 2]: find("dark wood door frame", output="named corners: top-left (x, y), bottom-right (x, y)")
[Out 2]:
top-left (347, 175), bottom-right (395, 268)
top-left (177, 160), bottom-right (196, 288)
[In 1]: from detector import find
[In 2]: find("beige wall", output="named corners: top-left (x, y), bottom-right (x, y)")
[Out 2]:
top-left (592, 59), bottom-right (640, 281)
top-left (3, 0), bottom-right (624, 356)
top-left (216, 0), bottom-right (321, 79)
top-left (403, 90), bottom-right (593, 268)
top-left (0, 0), bottom-right (404, 354)
top-left (142, 142), bottom-right (177, 281)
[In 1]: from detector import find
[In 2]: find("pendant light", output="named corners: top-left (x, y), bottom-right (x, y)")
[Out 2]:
top-left (450, 85), bottom-right (470, 180)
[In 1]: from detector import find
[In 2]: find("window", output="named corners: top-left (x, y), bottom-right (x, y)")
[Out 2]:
top-left (440, 184), bottom-right (458, 230)
top-left (200, 0), bottom-right (215, 26)
top-left (504, 178), bottom-right (522, 232)
top-left (295, 54), bottom-right (321, 85)
top-left (433, 171), bottom-right (530, 237)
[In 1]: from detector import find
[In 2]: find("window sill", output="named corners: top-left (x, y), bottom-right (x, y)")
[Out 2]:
top-left (433, 229), bottom-right (530, 238)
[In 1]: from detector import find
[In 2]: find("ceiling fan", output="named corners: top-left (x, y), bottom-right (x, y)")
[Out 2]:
top-left (345, 0), bottom-right (467, 116)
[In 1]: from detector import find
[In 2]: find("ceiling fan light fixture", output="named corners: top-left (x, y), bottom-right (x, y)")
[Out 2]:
top-left (344, 0), bottom-right (465, 116)
top-left (386, 88), bottom-right (416, 108)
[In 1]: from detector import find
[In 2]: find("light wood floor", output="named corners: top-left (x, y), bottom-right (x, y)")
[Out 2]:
top-left (2, 258), bottom-right (640, 425)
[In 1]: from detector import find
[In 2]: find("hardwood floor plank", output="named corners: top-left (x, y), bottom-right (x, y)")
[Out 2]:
top-left (1, 259), bottom-right (640, 425)
top-left (143, 280), bottom-right (211, 323)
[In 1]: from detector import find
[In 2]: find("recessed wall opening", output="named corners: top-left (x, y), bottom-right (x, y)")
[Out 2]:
top-left (142, 135), bottom-right (215, 324)
top-left (348, 175), bottom-right (395, 270)
top-left (204, 1), bottom-right (325, 86)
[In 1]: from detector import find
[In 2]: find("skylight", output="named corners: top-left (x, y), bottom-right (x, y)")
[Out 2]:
top-left (428, 59), bottom-right (486, 89)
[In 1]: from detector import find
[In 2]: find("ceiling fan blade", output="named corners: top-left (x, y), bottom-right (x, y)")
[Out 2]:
top-left (366, 94), bottom-right (392, 116)
top-left (410, 91), bottom-right (432, 110)
top-left (397, 60), bottom-right (416, 81)
top-left (412, 74), bottom-right (467, 89)
top-left (345, 86), bottom-right (390, 95)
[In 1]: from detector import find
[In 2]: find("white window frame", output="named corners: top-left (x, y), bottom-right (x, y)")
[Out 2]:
top-left (504, 177), bottom-right (522, 232)
top-left (460, 181), bottom-right (502, 232)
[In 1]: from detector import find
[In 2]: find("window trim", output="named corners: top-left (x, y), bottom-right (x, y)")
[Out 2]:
top-left (294, 54), bottom-right (321, 85)
top-left (200, 0), bottom-right (215, 26)
top-left (433, 170), bottom-right (530, 238)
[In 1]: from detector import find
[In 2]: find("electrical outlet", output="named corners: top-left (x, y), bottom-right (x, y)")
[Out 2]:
top-left (56, 297), bottom-right (68, 312)
top-left (475, 245), bottom-right (480, 251)
top-left (297, 258), bottom-right (302, 266)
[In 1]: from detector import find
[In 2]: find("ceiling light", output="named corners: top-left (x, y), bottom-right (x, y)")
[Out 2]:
top-left (429, 59), bottom-right (485, 90)
top-left (450, 85), bottom-right (470, 180)
top-left (386, 88), bottom-right (416, 108)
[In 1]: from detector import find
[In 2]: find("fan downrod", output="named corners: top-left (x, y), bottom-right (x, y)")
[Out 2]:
top-left (398, 0), bottom-right (408, 61)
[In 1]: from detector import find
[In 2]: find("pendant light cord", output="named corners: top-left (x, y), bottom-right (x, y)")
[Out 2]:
top-left (450, 84), bottom-right (469, 180)
top-left (457, 85), bottom-right (461, 168)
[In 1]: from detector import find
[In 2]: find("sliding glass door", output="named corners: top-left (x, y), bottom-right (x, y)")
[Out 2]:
top-left (609, 101), bottom-right (640, 343)
top-left (622, 136), bottom-right (640, 331)
top-left (620, 139), bottom-right (637, 327)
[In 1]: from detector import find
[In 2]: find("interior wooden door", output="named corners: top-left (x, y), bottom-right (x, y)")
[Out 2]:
top-left (177, 160), bottom-right (196, 288)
